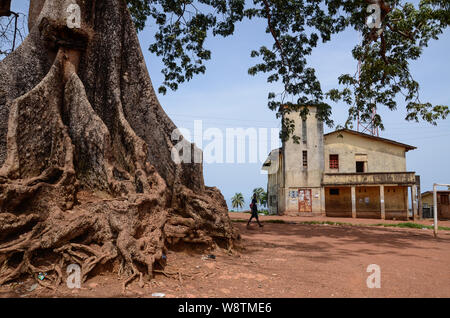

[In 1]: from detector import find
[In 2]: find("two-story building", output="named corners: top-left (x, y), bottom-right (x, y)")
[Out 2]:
top-left (262, 106), bottom-right (421, 220)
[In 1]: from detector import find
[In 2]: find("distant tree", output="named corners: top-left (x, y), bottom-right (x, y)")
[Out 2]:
top-left (252, 187), bottom-right (265, 204)
top-left (125, 0), bottom-right (450, 142)
top-left (231, 193), bottom-right (245, 211)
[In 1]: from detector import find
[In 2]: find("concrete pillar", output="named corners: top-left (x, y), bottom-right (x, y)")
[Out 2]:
top-left (405, 186), bottom-right (410, 220)
top-left (416, 175), bottom-right (422, 220)
top-left (380, 185), bottom-right (385, 220)
top-left (320, 187), bottom-right (326, 216)
top-left (412, 185), bottom-right (418, 221)
top-left (351, 186), bottom-right (356, 218)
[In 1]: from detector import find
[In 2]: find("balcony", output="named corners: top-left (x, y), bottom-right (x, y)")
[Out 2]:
top-left (322, 172), bottom-right (416, 186)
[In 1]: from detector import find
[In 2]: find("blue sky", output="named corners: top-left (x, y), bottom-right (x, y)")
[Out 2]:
top-left (137, 12), bottom-right (450, 208)
top-left (9, 1), bottom-right (450, 208)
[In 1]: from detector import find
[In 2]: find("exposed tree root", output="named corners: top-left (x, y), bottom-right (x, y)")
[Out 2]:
top-left (0, 0), bottom-right (239, 291)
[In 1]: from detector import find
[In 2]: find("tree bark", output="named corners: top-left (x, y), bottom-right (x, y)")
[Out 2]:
top-left (0, 0), bottom-right (237, 289)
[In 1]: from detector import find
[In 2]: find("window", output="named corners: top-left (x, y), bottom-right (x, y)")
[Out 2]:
top-left (356, 161), bottom-right (365, 173)
top-left (330, 188), bottom-right (339, 195)
top-left (441, 194), bottom-right (449, 205)
top-left (302, 151), bottom-right (307, 168)
top-left (329, 155), bottom-right (339, 169)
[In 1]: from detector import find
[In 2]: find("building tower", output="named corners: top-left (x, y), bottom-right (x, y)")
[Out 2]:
top-left (281, 105), bottom-right (324, 215)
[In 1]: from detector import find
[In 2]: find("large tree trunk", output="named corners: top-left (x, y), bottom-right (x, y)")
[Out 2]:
top-left (0, 0), bottom-right (237, 289)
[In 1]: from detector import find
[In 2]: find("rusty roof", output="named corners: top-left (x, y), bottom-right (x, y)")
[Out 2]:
top-left (421, 190), bottom-right (450, 196)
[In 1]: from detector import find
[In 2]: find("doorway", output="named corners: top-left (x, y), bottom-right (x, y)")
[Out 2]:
top-left (298, 189), bottom-right (312, 212)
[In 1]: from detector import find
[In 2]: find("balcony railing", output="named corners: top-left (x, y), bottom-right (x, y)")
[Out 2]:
top-left (322, 172), bottom-right (416, 186)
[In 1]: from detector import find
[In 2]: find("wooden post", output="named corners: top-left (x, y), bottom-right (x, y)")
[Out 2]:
top-left (433, 184), bottom-right (438, 237)
top-left (351, 186), bottom-right (356, 218)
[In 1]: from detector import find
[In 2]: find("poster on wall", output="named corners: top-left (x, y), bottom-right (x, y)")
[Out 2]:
top-left (289, 190), bottom-right (298, 204)
top-left (298, 189), bottom-right (313, 212)
top-left (305, 190), bottom-right (310, 200)
top-left (299, 191), bottom-right (304, 201)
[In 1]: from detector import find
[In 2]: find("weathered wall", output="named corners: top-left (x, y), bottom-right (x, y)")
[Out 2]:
top-left (384, 186), bottom-right (407, 211)
top-left (355, 186), bottom-right (381, 218)
top-left (281, 106), bottom-right (324, 213)
top-left (283, 106), bottom-right (324, 188)
top-left (267, 174), bottom-right (277, 214)
top-left (438, 195), bottom-right (450, 220)
top-left (422, 193), bottom-right (433, 206)
top-left (421, 192), bottom-right (450, 220)
top-left (324, 186), bottom-right (352, 217)
top-left (324, 131), bottom-right (407, 173)
top-left (384, 186), bottom-right (408, 220)
top-left (322, 172), bottom-right (416, 186)
top-left (267, 164), bottom-right (280, 214)
top-left (283, 187), bottom-right (322, 214)
top-left (265, 149), bottom-right (283, 215)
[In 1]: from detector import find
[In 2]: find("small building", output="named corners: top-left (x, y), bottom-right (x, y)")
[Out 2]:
top-left (421, 190), bottom-right (450, 220)
top-left (262, 106), bottom-right (421, 220)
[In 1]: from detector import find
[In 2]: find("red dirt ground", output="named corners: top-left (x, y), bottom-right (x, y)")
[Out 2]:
top-left (1, 214), bottom-right (449, 298)
top-left (229, 211), bottom-right (450, 227)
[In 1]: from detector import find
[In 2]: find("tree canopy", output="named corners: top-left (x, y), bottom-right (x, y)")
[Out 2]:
top-left (1, 0), bottom-right (448, 139)
top-left (252, 187), bottom-right (265, 203)
top-left (126, 0), bottom-right (449, 141)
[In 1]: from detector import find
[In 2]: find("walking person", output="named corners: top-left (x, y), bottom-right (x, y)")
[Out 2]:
top-left (247, 194), bottom-right (263, 227)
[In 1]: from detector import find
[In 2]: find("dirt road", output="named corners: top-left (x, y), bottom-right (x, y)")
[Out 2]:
top-left (1, 220), bottom-right (449, 298)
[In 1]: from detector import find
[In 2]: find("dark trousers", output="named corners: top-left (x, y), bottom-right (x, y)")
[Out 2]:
top-left (247, 212), bottom-right (262, 226)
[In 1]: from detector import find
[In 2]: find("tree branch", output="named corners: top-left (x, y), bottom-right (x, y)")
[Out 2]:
top-left (261, 0), bottom-right (290, 71)
top-left (386, 22), bottom-right (414, 40)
